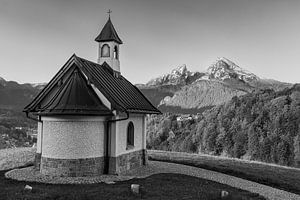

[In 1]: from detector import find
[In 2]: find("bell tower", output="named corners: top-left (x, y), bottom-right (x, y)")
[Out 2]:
top-left (95, 10), bottom-right (123, 73)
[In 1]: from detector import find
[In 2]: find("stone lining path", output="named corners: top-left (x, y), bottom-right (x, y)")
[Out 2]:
top-left (5, 166), bottom-right (135, 184)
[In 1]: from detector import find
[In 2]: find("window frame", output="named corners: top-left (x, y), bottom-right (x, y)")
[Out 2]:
top-left (101, 44), bottom-right (110, 57)
top-left (126, 121), bottom-right (134, 149)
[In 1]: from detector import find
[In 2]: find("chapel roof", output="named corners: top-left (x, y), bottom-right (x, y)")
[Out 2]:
top-left (24, 54), bottom-right (161, 115)
top-left (95, 17), bottom-right (123, 44)
top-left (36, 67), bottom-right (112, 116)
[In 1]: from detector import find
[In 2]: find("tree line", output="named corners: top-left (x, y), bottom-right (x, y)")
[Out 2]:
top-left (147, 84), bottom-right (300, 167)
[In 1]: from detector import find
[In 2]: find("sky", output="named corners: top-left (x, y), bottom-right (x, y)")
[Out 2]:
top-left (0, 0), bottom-right (300, 84)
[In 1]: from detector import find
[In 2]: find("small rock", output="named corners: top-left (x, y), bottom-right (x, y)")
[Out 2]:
top-left (221, 190), bottom-right (229, 198)
top-left (131, 184), bottom-right (140, 194)
top-left (24, 185), bottom-right (32, 192)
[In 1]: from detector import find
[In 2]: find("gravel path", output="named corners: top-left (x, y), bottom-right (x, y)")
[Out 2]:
top-left (5, 166), bottom-right (135, 184)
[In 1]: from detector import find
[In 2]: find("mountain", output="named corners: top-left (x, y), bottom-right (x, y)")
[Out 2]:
top-left (0, 57), bottom-right (292, 114)
top-left (0, 77), bottom-right (6, 86)
top-left (159, 80), bottom-right (246, 110)
top-left (146, 65), bottom-right (204, 86)
top-left (204, 57), bottom-right (259, 81)
top-left (0, 77), bottom-right (41, 110)
top-left (138, 57), bottom-right (292, 114)
top-left (202, 57), bottom-right (291, 91)
top-left (30, 83), bottom-right (47, 90)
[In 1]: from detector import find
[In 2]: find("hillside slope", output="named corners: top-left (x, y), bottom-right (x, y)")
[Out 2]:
top-left (0, 77), bottom-right (40, 109)
top-left (147, 84), bottom-right (300, 167)
top-left (159, 80), bottom-right (246, 109)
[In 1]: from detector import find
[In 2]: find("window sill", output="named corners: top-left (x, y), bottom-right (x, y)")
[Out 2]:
top-left (126, 145), bottom-right (134, 150)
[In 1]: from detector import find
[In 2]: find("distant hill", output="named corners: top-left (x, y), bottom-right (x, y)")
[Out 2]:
top-left (158, 80), bottom-right (246, 110)
top-left (147, 84), bottom-right (300, 167)
top-left (0, 77), bottom-right (42, 110)
top-left (138, 57), bottom-right (292, 114)
top-left (0, 77), bottom-right (41, 148)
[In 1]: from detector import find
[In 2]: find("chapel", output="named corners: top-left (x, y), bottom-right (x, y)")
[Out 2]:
top-left (23, 14), bottom-right (160, 177)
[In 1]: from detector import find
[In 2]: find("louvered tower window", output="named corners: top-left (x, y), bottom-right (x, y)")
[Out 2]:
top-left (113, 46), bottom-right (118, 59)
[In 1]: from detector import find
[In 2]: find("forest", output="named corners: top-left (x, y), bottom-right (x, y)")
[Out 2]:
top-left (0, 109), bottom-right (36, 149)
top-left (147, 84), bottom-right (300, 167)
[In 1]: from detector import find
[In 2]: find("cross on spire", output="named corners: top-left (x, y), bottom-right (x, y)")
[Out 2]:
top-left (107, 9), bottom-right (112, 18)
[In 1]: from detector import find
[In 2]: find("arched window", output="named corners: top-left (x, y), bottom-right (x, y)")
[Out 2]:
top-left (127, 121), bottom-right (134, 147)
top-left (101, 44), bottom-right (110, 57)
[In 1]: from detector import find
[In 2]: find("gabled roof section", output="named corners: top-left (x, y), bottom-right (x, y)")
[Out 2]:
top-left (37, 67), bottom-right (112, 116)
top-left (24, 54), bottom-right (161, 115)
top-left (95, 17), bottom-right (123, 44)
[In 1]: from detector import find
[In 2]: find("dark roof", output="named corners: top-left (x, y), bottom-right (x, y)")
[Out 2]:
top-left (95, 18), bottom-right (123, 44)
top-left (24, 54), bottom-right (161, 115)
top-left (36, 67), bottom-right (112, 116)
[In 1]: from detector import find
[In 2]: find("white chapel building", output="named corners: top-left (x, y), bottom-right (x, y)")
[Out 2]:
top-left (24, 16), bottom-right (161, 177)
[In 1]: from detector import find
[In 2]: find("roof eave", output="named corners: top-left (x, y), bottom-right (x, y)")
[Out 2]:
top-left (94, 38), bottom-right (123, 44)
top-left (37, 111), bottom-right (113, 116)
top-left (126, 109), bottom-right (162, 115)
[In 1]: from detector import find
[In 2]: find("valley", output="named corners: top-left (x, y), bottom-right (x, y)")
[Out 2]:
top-left (0, 57), bottom-right (299, 170)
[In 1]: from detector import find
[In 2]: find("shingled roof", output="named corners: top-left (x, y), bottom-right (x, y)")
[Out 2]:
top-left (95, 17), bottom-right (123, 44)
top-left (24, 54), bottom-right (161, 115)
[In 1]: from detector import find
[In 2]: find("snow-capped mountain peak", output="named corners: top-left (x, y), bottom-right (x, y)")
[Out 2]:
top-left (170, 65), bottom-right (187, 77)
top-left (146, 65), bottom-right (203, 86)
top-left (205, 57), bottom-right (259, 82)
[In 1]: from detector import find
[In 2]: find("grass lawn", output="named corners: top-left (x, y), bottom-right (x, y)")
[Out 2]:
top-left (0, 170), bottom-right (265, 200)
top-left (148, 150), bottom-right (300, 195)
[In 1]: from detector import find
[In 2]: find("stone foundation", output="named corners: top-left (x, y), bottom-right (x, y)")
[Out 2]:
top-left (296, 160), bottom-right (300, 168)
top-left (34, 153), bottom-right (42, 170)
top-left (109, 149), bottom-right (147, 174)
top-left (40, 157), bottom-right (104, 177)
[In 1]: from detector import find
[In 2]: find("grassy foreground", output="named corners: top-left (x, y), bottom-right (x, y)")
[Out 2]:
top-left (0, 148), bottom-right (266, 200)
top-left (0, 170), bottom-right (265, 200)
top-left (148, 150), bottom-right (300, 195)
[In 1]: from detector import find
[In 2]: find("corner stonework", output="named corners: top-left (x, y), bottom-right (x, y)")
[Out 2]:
top-left (34, 153), bottom-right (41, 170)
top-left (109, 149), bottom-right (147, 175)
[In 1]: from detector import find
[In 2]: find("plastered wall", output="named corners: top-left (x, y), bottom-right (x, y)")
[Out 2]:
top-left (111, 114), bottom-right (146, 157)
top-left (41, 116), bottom-right (106, 159)
top-left (37, 121), bottom-right (42, 154)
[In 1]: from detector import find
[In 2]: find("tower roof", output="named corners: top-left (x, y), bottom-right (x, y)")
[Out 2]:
top-left (95, 17), bottom-right (123, 44)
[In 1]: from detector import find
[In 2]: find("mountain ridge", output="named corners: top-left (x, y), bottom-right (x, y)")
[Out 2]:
top-left (138, 57), bottom-right (292, 114)
top-left (0, 57), bottom-right (293, 113)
